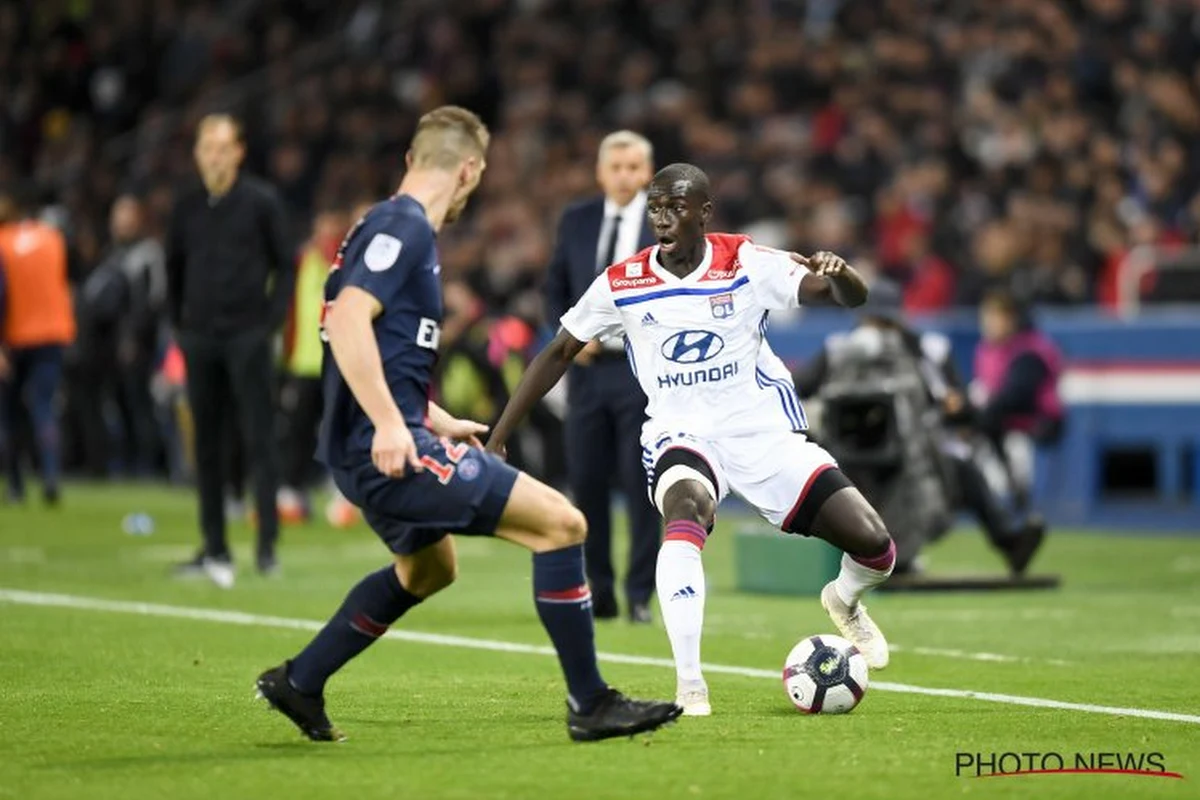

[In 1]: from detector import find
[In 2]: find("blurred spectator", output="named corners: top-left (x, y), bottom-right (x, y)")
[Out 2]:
top-left (5, 0), bottom-right (1200, 495)
top-left (5, 0), bottom-right (1200, 322)
top-left (69, 194), bottom-right (166, 477)
top-left (898, 231), bottom-right (956, 315)
top-left (276, 202), bottom-right (351, 524)
top-left (167, 114), bottom-right (293, 587)
top-left (970, 290), bottom-right (1065, 510)
top-left (109, 196), bottom-right (167, 468)
top-left (0, 185), bottom-right (76, 505)
top-left (434, 277), bottom-right (552, 478)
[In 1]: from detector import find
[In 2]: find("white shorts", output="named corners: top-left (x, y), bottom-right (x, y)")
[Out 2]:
top-left (641, 429), bottom-right (844, 532)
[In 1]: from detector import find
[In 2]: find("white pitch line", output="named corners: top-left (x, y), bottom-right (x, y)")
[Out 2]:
top-left (730, 633), bottom-right (1069, 666)
top-left (883, 608), bottom-right (1077, 623)
top-left (889, 644), bottom-right (1071, 667)
top-left (2, 588), bottom-right (1197, 726)
top-left (711, 613), bottom-right (1071, 665)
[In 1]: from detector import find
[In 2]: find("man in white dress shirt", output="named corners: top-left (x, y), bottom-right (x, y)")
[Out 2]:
top-left (542, 131), bottom-right (661, 623)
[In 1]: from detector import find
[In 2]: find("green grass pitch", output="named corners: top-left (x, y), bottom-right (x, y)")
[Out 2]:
top-left (2, 484), bottom-right (1198, 800)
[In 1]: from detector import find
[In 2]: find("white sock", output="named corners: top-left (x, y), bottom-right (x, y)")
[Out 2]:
top-left (833, 540), bottom-right (896, 607)
top-left (656, 538), bottom-right (707, 684)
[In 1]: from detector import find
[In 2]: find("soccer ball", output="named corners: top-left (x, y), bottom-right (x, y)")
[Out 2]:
top-left (782, 634), bottom-right (868, 714)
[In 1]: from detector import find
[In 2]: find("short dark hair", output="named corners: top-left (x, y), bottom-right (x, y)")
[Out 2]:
top-left (981, 289), bottom-right (1032, 330)
top-left (651, 163), bottom-right (711, 199)
top-left (197, 113), bottom-right (245, 144)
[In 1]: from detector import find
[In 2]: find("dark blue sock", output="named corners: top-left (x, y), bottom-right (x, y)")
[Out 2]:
top-left (533, 545), bottom-right (608, 712)
top-left (288, 565), bottom-right (421, 695)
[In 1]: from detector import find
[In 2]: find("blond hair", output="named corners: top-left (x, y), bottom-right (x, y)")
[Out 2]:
top-left (598, 130), bottom-right (653, 164)
top-left (409, 106), bottom-right (490, 169)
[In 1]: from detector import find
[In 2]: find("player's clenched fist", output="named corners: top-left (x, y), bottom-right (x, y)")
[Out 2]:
top-left (810, 251), bottom-right (849, 277)
top-left (372, 423), bottom-right (424, 478)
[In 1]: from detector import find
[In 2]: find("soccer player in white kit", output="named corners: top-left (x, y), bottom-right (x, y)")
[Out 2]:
top-left (488, 164), bottom-right (896, 716)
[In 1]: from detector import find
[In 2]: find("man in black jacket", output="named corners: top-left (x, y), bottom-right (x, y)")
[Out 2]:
top-left (167, 114), bottom-right (294, 587)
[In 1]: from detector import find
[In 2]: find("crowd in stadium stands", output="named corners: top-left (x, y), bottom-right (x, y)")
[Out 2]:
top-left (3, 0), bottom-right (1200, 484)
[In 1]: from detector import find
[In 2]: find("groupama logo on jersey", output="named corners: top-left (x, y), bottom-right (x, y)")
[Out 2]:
top-left (661, 330), bottom-right (726, 364)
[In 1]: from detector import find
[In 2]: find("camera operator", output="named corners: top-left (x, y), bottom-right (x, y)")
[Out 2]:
top-left (795, 282), bottom-right (1045, 575)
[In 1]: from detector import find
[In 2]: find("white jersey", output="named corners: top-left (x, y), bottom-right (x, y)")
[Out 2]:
top-left (560, 233), bottom-right (810, 440)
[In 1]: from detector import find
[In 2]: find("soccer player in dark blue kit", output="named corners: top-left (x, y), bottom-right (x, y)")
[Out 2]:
top-left (255, 106), bottom-right (682, 743)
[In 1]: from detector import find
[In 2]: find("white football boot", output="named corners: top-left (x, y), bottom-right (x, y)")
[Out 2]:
top-left (203, 556), bottom-right (236, 590)
top-left (676, 679), bottom-right (712, 717)
top-left (820, 581), bottom-right (888, 669)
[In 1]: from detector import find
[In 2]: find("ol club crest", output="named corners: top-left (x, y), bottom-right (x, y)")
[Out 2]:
top-left (710, 292), bottom-right (734, 319)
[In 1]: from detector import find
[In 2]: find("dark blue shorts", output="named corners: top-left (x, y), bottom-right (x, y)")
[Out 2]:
top-left (331, 428), bottom-right (520, 556)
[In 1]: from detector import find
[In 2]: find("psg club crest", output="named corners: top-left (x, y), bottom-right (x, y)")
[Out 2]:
top-left (458, 455), bottom-right (481, 482)
top-left (710, 292), bottom-right (734, 319)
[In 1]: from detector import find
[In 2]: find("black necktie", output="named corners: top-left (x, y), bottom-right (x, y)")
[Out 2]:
top-left (598, 214), bottom-right (621, 273)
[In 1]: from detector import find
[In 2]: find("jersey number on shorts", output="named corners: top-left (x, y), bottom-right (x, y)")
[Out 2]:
top-left (419, 438), bottom-right (470, 485)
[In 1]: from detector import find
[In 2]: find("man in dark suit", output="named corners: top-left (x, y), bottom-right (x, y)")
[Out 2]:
top-left (543, 131), bottom-right (660, 623)
top-left (167, 114), bottom-right (294, 588)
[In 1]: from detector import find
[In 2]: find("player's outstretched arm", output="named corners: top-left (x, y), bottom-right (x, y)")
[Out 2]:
top-left (795, 251), bottom-right (869, 308)
top-left (486, 328), bottom-right (588, 457)
top-left (325, 286), bottom-right (422, 477)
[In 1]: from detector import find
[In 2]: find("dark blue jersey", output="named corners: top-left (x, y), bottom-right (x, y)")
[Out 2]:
top-left (316, 195), bottom-right (443, 468)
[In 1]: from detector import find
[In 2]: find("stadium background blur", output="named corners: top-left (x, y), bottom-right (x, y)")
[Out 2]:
top-left (4, 5), bottom-right (1200, 797)
top-left (3, 0), bottom-right (1200, 528)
